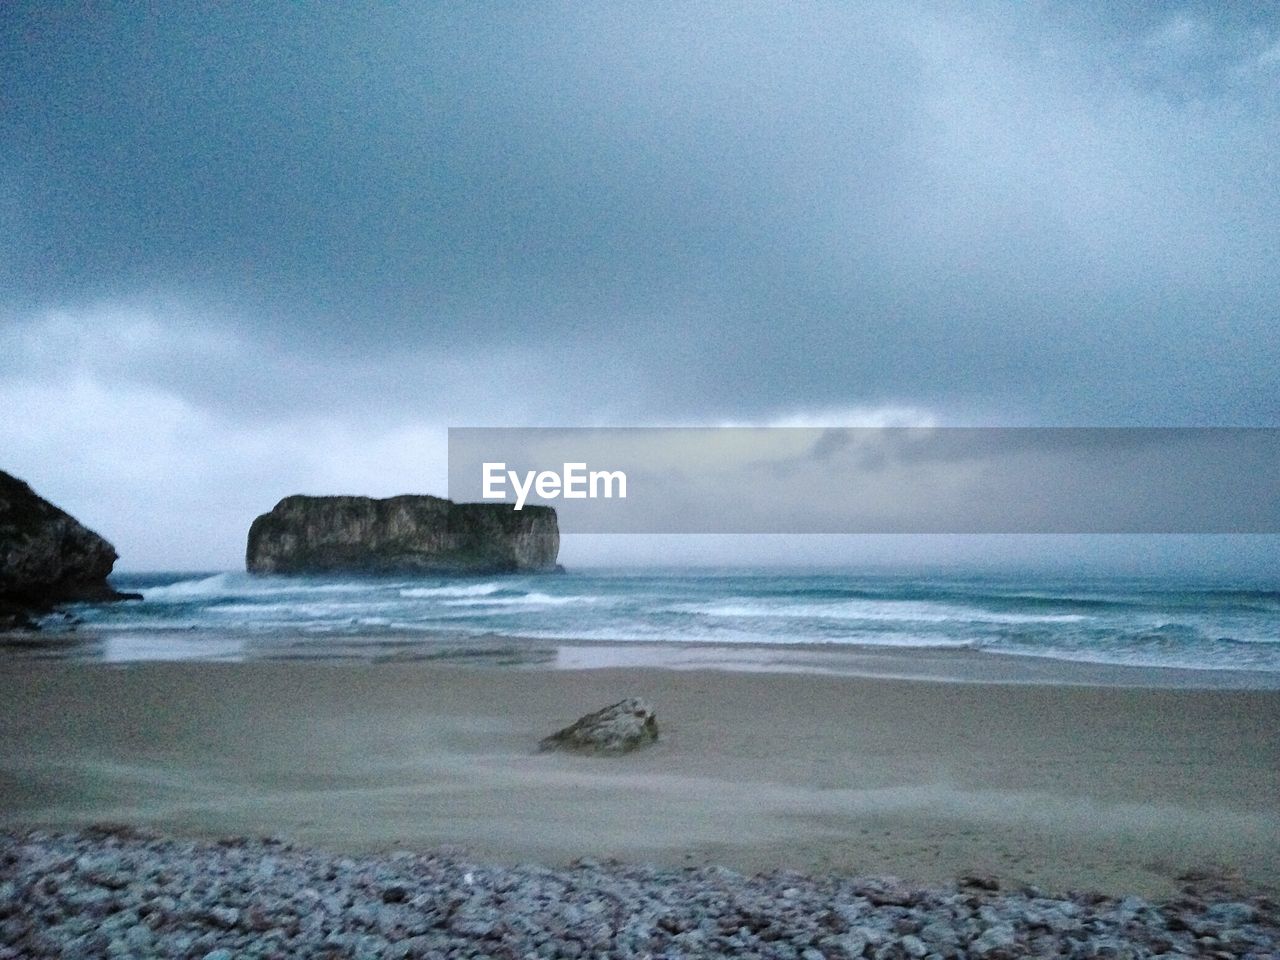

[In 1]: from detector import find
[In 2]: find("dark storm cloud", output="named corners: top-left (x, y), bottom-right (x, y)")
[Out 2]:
top-left (3, 2), bottom-right (1280, 568)
top-left (4, 3), bottom-right (918, 330)
top-left (4, 1), bottom-right (1278, 424)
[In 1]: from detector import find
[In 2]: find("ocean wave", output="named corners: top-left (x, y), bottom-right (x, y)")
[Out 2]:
top-left (72, 569), bottom-right (1280, 674)
top-left (210, 601), bottom-right (381, 616)
top-left (676, 599), bottom-right (1088, 625)
top-left (440, 592), bottom-right (602, 608)
top-left (400, 583), bottom-right (505, 598)
top-left (990, 642), bottom-right (1280, 673)
top-left (515, 626), bottom-right (984, 648)
top-left (143, 573), bottom-right (380, 602)
top-left (142, 573), bottom-right (238, 601)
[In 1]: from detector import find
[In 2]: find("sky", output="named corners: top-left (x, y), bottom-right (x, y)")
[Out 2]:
top-left (2, 2), bottom-right (1278, 571)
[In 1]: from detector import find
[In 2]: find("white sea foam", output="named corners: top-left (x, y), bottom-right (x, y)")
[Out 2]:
top-left (211, 601), bottom-right (375, 617)
top-left (991, 642), bottom-right (1280, 673)
top-left (440, 592), bottom-right (601, 608)
top-left (515, 624), bottom-right (981, 648)
top-left (210, 603), bottom-right (297, 614)
top-left (144, 574), bottom-right (375, 602)
top-left (142, 573), bottom-right (237, 601)
top-left (677, 599), bottom-right (1088, 625)
top-left (400, 583), bottom-right (504, 598)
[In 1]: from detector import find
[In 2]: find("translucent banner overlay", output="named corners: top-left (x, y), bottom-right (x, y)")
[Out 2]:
top-left (447, 428), bottom-right (1280, 533)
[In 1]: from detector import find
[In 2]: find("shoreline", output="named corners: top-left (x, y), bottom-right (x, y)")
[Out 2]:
top-left (539, 638), bottom-right (1280, 689)
top-left (5, 626), bottom-right (1280, 690)
top-left (2, 659), bottom-right (1277, 900)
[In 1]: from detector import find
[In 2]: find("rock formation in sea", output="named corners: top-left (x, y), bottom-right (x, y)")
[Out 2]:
top-left (0, 470), bottom-right (138, 628)
top-left (539, 698), bottom-right (659, 754)
top-left (245, 494), bottom-right (560, 575)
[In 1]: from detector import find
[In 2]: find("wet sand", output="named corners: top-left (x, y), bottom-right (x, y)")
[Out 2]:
top-left (0, 659), bottom-right (1276, 897)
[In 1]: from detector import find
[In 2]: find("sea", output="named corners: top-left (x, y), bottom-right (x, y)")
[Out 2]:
top-left (15, 568), bottom-right (1280, 682)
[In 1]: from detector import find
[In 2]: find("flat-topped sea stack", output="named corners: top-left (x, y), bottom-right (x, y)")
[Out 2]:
top-left (1, 470), bottom-right (137, 627)
top-left (246, 494), bottom-right (560, 575)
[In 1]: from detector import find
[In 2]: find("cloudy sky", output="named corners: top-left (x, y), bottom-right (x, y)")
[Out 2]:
top-left (2, 2), bottom-right (1278, 570)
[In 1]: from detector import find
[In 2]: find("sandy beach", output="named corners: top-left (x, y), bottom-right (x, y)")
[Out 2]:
top-left (1, 658), bottom-right (1276, 900)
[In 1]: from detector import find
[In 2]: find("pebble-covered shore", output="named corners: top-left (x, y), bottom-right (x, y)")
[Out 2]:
top-left (1, 827), bottom-right (1276, 959)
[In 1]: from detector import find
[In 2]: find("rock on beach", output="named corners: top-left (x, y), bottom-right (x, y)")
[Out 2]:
top-left (538, 698), bottom-right (659, 754)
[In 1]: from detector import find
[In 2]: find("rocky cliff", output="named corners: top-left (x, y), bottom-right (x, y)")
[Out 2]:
top-left (246, 494), bottom-right (560, 575)
top-left (1, 470), bottom-right (136, 627)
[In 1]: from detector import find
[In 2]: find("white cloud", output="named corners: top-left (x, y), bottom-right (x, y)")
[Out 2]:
top-left (1144, 15), bottom-right (1202, 58)
top-left (713, 406), bottom-right (938, 429)
top-left (1239, 36), bottom-right (1280, 74)
top-left (0, 307), bottom-right (458, 569)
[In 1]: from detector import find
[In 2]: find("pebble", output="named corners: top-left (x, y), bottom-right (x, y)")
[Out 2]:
top-left (900, 933), bottom-right (927, 957)
top-left (0, 828), bottom-right (1275, 959)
